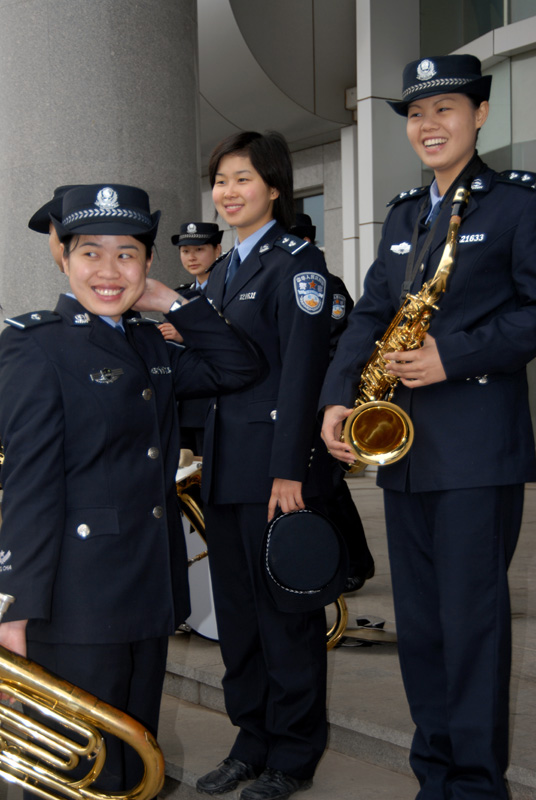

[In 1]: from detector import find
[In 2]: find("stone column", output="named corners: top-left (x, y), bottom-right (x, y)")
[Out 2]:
top-left (356, 0), bottom-right (420, 295)
top-left (0, 0), bottom-right (200, 318)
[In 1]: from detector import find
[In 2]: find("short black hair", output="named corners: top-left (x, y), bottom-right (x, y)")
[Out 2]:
top-left (209, 131), bottom-right (295, 232)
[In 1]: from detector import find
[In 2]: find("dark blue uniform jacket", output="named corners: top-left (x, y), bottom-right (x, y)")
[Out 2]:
top-left (320, 167), bottom-right (536, 492)
top-left (202, 222), bottom-right (331, 504)
top-left (0, 293), bottom-right (259, 643)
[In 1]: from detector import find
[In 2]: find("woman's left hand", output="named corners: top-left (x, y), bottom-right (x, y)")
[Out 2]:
top-left (384, 334), bottom-right (447, 387)
top-left (268, 479), bottom-right (305, 522)
top-left (133, 279), bottom-right (188, 314)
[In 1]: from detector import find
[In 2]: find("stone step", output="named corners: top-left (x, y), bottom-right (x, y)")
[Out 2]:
top-left (158, 693), bottom-right (420, 800)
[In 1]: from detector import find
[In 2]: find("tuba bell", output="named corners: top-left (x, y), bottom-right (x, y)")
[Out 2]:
top-left (342, 184), bottom-right (471, 473)
top-left (0, 595), bottom-right (165, 800)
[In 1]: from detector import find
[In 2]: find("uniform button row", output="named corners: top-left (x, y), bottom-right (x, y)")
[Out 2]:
top-left (77, 507), bottom-right (164, 535)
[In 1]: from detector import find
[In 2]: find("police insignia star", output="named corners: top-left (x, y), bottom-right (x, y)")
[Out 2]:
top-left (293, 272), bottom-right (326, 315)
top-left (90, 367), bottom-right (124, 384)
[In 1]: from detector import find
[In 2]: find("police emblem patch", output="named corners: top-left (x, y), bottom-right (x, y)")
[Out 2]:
top-left (390, 242), bottom-right (411, 255)
top-left (293, 272), bottom-right (326, 315)
top-left (332, 293), bottom-right (346, 320)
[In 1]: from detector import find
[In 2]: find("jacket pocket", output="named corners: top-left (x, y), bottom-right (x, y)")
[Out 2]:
top-left (247, 400), bottom-right (278, 423)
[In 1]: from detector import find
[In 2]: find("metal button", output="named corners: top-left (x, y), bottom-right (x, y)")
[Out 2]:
top-left (147, 447), bottom-right (160, 459)
top-left (270, 410), bottom-right (278, 421)
top-left (152, 506), bottom-right (164, 519)
top-left (478, 375), bottom-right (489, 385)
top-left (142, 388), bottom-right (153, 401)
top-left (77, 524), bottom-right (90, 538)
top-left (419, 264), bottom-right (424, 272)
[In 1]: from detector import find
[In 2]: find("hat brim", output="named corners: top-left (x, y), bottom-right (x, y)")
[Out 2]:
top-left (387, 74), bottom-right (492, 116)
top-left (262, 508), bottom-right (349, 613)
top-left (50, 210), bottom-right (161, 241)
top-left (28, 198), bottom-right (61, 234)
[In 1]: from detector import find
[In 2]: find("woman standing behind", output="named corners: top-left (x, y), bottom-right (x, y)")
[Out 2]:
top-left (321, 56), bottom-right (536, 799)
top-left (196, 132), bottom-right (331, 800)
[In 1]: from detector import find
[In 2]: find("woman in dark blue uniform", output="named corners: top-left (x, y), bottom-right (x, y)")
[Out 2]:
top-left (321, 56), bottom-right (536, 799)
top-left (0, 183), bottom-right (259, 792)
top-left (196, 132), bottom-right (331, 800)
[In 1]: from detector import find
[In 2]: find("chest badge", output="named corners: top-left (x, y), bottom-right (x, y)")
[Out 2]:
top-left (390, 242), bottom-right (411, 255)
top-left (90, 367), bottom-right (124, 384)
top-left (293, 272), bottom-right (326, 315)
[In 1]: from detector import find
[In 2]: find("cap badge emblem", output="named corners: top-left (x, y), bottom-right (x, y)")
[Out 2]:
top-left (95, 187), bottom-right (119, 211)
top-left (416, 59), bottom-right (436, 81)
top-left (187, 223), bottom-right (197, 233)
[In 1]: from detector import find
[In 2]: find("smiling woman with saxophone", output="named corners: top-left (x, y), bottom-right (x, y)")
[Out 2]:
top-left (321, 55), bottom-right (536, 799)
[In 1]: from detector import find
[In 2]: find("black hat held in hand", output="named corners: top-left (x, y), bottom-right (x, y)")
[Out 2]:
top-left (261, 508), bottom-right (349, 613)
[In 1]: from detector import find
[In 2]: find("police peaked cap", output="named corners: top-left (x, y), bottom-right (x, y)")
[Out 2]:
top-left (28, 185), bottom-right (80, 234)
top-left (290, 213), bottom-right (316, 243)
top-left (261, 508), bottom-right (349, 613)
top-left (171, 222), bottom-right (223, 247)
top-left (50, 184), bottom-right (160, 241)
top-left (388, 54), bottom-right (492, 116)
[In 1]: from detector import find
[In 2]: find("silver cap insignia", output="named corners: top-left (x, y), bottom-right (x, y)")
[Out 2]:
top-left (187, 223), bottom-right (197, 233)
top-left (95, 187), bottom-right (119, 211)
top-left (416, 59), bottom-right (436, 82)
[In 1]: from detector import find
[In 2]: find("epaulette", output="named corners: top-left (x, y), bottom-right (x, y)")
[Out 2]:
top-left (4, 310), bottom-right (60, 329)
top-left (387, 186), bottom-right (428, 207)
top-left (125, 316), bottom-right (159, 326)
top-left (496, 170), bottom-right (536, 190)
top-left (274, 235), bottom-right (309, 256)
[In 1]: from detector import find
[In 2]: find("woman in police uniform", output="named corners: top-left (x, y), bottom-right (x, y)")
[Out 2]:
top-left (321, 56), bottom-right (536, 799)
top-left (0, 183), bottom-right (259, 791)
top-left (196, 132), bottom-right (331, 800)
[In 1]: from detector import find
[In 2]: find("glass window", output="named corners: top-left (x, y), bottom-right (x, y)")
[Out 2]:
top-left (510, 0), bottom-right (536, 23)
top-left (295, 194), bottom-right (324, 247)
top-left (421, 0), bottom-right (504, 54)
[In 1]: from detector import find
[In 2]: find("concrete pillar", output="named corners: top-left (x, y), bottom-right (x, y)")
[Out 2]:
top-left (340, 124), bottom-right (359, 301)
top-left (0, 0), bottom-right (200, 319)
top-left (356, 0), bottom-right (421, 295)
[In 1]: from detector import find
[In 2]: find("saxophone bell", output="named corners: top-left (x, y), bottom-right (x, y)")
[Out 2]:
top-left (343, 400), bottom-right (414, 473)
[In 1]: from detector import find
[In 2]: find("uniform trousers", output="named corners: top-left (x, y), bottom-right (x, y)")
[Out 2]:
top-left (27, 637), bottom-right (168, 793)
top-left (204, 503), bottom-right (328, 780)
top-left (383, 485), bottom-right (524, 800)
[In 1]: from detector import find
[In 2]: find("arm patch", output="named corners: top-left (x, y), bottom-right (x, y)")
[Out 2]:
top-left (293, 272), bottom-right (327, 315)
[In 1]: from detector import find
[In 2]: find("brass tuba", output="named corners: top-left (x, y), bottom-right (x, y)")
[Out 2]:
top-left (342, 184), bottom-right (471, 472)
top-left (0, 595), bottom-right (165, 800)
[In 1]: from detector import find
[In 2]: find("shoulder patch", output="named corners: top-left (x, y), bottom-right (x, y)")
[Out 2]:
top-left (293, 272), bottom-right (326, 315)
top-left (387, 186), bottom-right (428, 207)
top-left (332, 293), bottom-right (346, 320)
top-left (4, 310), bottom-right (60, 330)
top-left (497, 170), bottom-right (536, 189)
top-left (275, 235), bottom-right (309, 256)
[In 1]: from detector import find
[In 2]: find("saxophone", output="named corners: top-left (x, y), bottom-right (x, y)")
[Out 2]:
top-left (342, 184), bottom-right (471, 473)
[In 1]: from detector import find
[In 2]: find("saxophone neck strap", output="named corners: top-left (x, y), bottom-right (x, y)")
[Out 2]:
top-left (400, 154), bottom-right (484, 303)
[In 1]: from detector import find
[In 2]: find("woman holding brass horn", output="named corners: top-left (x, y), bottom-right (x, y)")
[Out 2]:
top-left (0, 184), bottom-right (259, 793)
top-left (321, 55), bottom-right (536, 799)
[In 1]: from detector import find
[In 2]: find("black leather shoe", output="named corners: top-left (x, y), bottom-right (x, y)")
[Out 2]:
top-left (239, 768), bottom-right (312, 800)
top-left (197, 758), bottom-right (258, 795)
top-left (344, 562), bottom-right (375, 594)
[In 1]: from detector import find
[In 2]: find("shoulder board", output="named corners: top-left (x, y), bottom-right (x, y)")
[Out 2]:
top-left (4, 310), bottom-right (60, 330)
top-left (125, 316), bottom-right (159, 326)
top-left (496, 170), bottom-right (536, 190)
top-left (274, 235), bottom-right (309, 256)
top-left (387, 186), bottom-right (428, 207)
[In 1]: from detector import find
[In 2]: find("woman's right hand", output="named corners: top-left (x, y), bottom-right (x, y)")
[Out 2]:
top-left (321, 404), bottom-right (356, 464)
top-left (0, 619), bottom-right (28, 657)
